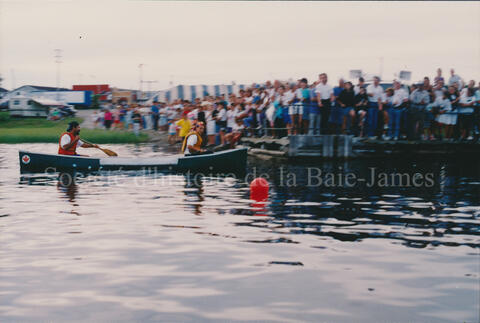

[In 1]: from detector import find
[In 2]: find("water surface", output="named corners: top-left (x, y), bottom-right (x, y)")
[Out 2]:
top-left (1, 144), bottom-right (479, 322)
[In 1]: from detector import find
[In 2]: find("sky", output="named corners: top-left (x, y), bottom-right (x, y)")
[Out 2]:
top-left (0, 1), bottom-right (479, 91)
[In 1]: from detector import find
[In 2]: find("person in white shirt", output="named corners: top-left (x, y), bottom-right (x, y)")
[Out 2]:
top-left (204, 104), bottom-right (217, 145)
top-left (458, 88), bottom-right (476, 140)
top-left (58, 121), bottom-right (98, 156)
top-left (182, 122), bottom-right (206, 155)
top-left (91, 110), bottom-right (100, 129)
top-left (315, 73), bottom-right (334, 134)
top-left (226, 105), bottom-right (236, 130)
top-left (365, 76), bottom-right (384, 137)
top-left (388, 81), bottom-right (409, 139)
top-left (434, 90), bottom-right (455, 139)
top-left (448, 68), bottom-right (464, 89)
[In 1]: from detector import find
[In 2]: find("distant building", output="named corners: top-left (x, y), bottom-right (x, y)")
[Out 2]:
top-left (151, 84), bottom-right (246, 103)
top-left (0, 87), bottom-right (8, 99)
top-left (8, 96), bottom-right (64, 117)
top-left (1, 85), bottom-right (91, 107)
top-left (72, 84), bottom-right (110, 101)
top-left (3, 85), bottom-right (70, 102)
top-left (111, 88), bottom-right (135, 105)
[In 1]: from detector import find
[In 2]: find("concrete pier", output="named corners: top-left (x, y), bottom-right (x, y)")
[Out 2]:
top-left (240, 135), bottom-right (480, 159)
top-left (242, 135), bottom-right (354, 158)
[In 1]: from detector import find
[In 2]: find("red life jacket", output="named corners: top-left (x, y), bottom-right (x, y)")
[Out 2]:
top-left (58, 132), bottom-right (77, 155)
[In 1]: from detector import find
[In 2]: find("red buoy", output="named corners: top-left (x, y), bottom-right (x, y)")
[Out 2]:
top-left (250, 177), bottom-right (269, 202)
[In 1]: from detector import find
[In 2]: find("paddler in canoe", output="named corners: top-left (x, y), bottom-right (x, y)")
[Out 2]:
top-left (181, 121), bottom-right (211, 156)
top-left (58, 121), bottom-right (117, 157)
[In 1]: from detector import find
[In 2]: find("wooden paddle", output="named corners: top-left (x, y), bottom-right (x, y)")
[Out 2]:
top-left (82, 139), bottom-right (118, 157)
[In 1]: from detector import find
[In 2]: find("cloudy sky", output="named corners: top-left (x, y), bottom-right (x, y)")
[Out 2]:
top-left (1, 1), bottom-right (479, 90)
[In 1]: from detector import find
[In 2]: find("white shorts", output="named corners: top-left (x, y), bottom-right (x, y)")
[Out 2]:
top-left (289, 103), bottom-right (303, 115)
top-left (206, 121), bottom-right (216, 135)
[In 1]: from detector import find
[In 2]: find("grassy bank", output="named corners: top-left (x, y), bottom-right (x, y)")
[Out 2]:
top-left (0, 112), bottom-right (149, 144)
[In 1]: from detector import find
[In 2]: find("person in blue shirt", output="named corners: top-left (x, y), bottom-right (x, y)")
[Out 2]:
top-left (295, 78), bottom-right (310, 134)
top-left (151, 102), bottom-right (160, 131)
top-left (331, 79), bottom-right (345, 134)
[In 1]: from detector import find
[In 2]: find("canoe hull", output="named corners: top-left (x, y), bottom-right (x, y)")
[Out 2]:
top-left (19, 151), bottom-right (100, 174)
top-left (19, 148), bottom-right (248, 174)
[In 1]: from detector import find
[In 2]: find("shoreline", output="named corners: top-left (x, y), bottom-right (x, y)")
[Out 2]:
top-left (0, 111), bottom-right (150, 144)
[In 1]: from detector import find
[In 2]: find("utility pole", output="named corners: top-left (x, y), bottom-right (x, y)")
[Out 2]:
top-left (138, 64), bottom-right (144, 100)
top-left (54, 49), bottom-right (62, 101)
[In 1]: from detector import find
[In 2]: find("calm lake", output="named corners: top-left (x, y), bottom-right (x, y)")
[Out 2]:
top-left (0, 143), bottom-right (479, 322)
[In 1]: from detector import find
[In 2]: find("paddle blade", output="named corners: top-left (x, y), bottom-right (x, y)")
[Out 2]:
top-left (101, 148), bottom-right (118, 157)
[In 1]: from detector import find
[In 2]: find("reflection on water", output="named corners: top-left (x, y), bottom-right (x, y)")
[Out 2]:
top-left (1, 144), bottom-right (479, 322)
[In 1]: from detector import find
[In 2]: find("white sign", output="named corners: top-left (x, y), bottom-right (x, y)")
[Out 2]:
top-left (32, 91), bottom-right (86, 104)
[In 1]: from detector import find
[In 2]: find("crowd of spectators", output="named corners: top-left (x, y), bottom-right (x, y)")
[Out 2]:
top-left (93, 68), bottom-right (480, 146)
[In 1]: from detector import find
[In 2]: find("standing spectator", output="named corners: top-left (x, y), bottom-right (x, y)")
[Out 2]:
top-left (434, 68), bottom-right (444, 86)
top-left (389, 81), bottom-right (409, 140)
top-left (434, 90), bottom-right (454, 139)
top-left (433, 80), bottom-right (446, 102)
top-left (423, 77), bottom-right (434, 102)
top-left (159, 103), bottom-right (168, 131)
top-left (151, 102), bottom-right (160, 131)
top-left (277, 85), bottom-right (292, 136)
top-left (91, 110), bottom-right (101, 129)
top-left (167, 119), bottom-right (177, 145)
top-left (216, 102), bottom-right (227, 143)
top-left (132, 108), bottom-right (142, 136)
top-left (460, 80), bottom-right (476, 98)
top-left (331, 79), bottom-right (345, 134)
top-left (205, 104), bottom-right (217, 146)
top-left (448, 68), bottom-right (464, 89)
top-left (366, 76), bottom-right (384, 138)
top-left (226, 104), bottom-right (237, 133)
top-left (113, 106), bottom-right (121, 130)
top-left (273, 90), bottom-right (286, 138)
top-left (475, 82), bottom-right (480, 139)
top-left (280, 84), bottom-right (295, 135)
top-left (354, 77), bottom-right (366, 95)
top-left (104, 109), bottom-right (113, 130)
top-left (315, 73), bottom-right (334, 134)
top-left (295, 78), bottom-right (311, 134)
top-left (289, 84), bottom-right (303, 135)
top-left (446, 85), bottom-right (460, 140)
top-left (382, 88), bottom-right (394, 139)
top-left (125, 105), bottom-right (133, 130)
top-left (458, 88), bottom-right (476, 140)
top-left (409, 83), bottom-right (430, 140)
top-left (305, 80), bottom-right (320, 135)
top-left (176, 111), bottom-right (192, 142)
top-left (354, 87), bottom-right (369, 137)
top-left (337, 81), bottom-right (356, 134)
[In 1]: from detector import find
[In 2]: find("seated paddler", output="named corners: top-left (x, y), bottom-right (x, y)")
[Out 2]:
top-left (58, 121), bottom-right (98, 156)
top-left (181, 121), bottom-right (208, 155)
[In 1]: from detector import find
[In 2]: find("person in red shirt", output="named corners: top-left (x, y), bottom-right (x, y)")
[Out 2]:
top-left (58, 121), bottom-right (98, 156)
